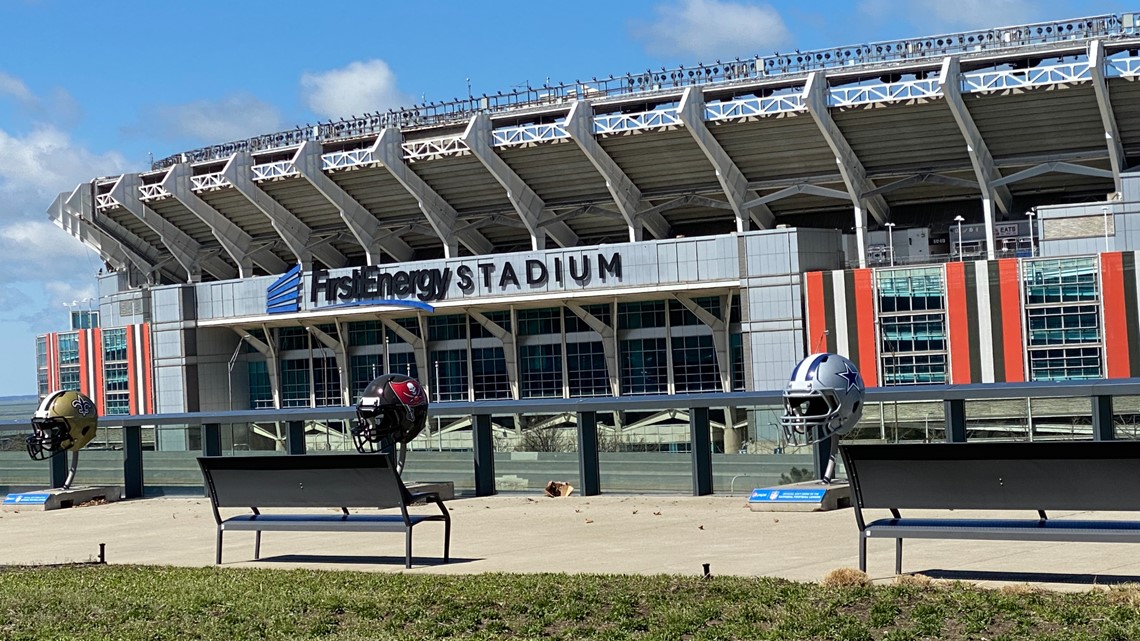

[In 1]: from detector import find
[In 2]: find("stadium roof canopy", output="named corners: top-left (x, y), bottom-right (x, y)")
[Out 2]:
top-left (49, 13), bottom-right (1140, 284)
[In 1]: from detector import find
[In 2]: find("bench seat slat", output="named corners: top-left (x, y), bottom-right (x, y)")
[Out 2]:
top-left (221, 513), bottom-right (447, 533)
top-left (866, 518), bottom-right (1140, 543)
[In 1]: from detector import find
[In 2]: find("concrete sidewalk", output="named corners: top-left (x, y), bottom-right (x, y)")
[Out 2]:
top-left (3, 494), bottom-right (1140, 590)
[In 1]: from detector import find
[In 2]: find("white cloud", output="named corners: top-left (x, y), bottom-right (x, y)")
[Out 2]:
top-left (857, 0), bottom-right (1046, 32)
top-left (0, 71), bottom-right (34, 105)
top-left (631, 0), bottom-right (791, 59)
top-left (300, 59), bottom-right (413, 119)
top-left (0, 125), bottom-right (126, 194)
top-left (146, 94), bottom-right (283, 143)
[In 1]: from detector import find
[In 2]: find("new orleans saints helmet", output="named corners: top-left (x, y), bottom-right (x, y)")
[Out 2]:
top-left (351, 374), bottom-right (428, 454)
top-left (26, 390), bottom-right (98, 460)
top-left (780, 352), bottom-right (865, 446)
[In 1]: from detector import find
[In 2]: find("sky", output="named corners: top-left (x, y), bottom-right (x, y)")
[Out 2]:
top-left (0, 0), bottom-right (1131, 397)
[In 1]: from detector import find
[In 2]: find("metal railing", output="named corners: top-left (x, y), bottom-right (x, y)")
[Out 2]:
top-left (151, 13), bottom-right (1134, 170)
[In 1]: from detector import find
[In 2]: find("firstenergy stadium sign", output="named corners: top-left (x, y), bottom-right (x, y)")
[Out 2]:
top-left (268, 251), bottom-right (623, 314)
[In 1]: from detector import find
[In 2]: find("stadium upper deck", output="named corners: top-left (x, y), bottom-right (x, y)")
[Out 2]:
top-left (49, 12), bottom-right (1140, 285)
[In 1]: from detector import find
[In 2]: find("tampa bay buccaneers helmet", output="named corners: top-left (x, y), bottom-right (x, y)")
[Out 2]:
top-left (351, 374), bottom-right (428, 454)
top-left (26, 390), bottom-right (98, 460)
top-left (780, 352), bottom-right (865, 446)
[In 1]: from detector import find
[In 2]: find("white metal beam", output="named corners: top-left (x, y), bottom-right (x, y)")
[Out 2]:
top-left (741, 182), bottom-right (853, 209)
top-left (461, 113), bottom-right (578, 250)
top-left (1090, 39), bottom-right (1126, 192)
top-left (89, 205), bottom-right (173, 282)
top-left (565, 302), bottom-right (619, 397)
top-left (374, 128), bottom-right (492, 257)
top-left (941, 56), bottom-right (1012, 258)
top-left (468, 310), bottom-right (519, 400)
top-left (803, 72), bottom-right (890, 227)
top-left (48, 185), bottom-right (132, 275)
top-left (294, 141), bottom-right (414, 263)
top-left (163, 164), bottom-right (286, 277)
top-left (110, 174), bottom-right (237, 282)
top-left (564, 100), bottom-right (671, 241)
top-left (678, 86), bottom-right (776, 231)
top-left (990, 161), bottom-right (1114, 187)
top-left (223, 151), bottom-right (348, 270)
top-left (304, 324), bottom-right (349, 405)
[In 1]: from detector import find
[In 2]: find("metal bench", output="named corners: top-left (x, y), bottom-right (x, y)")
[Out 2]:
top-left (840, 441), bottom-right (1140, 575)
top-left (198, 454), bottom-right (450, 568)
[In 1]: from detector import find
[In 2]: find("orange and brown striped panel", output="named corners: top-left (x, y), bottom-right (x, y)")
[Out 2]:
top-left (945, 259), bottom-right (1025, 384)
top-left (803, 268), bottom-right (879, 388)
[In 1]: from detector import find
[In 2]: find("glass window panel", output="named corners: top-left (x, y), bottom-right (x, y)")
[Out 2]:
top-left (566, 341), bottom-right (609, 397)
top-left (519, 343), bottom-right (563, 398)
top-left (672, 334), bottom-right (720, 392)
top-left (620, 338), bottom-right (668, 395)
top-left (472, 347), bottom-right (511, 400)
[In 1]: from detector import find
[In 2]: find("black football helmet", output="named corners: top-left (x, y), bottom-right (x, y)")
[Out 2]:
top-left (351, 374), bottom-right (428, 454)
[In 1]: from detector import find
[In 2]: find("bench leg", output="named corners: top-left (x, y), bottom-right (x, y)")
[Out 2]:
top-left (216, 528), bottom-right (223, 565)
top-left (858, 534), bottom-right (866, 573)
top-left (255, 531), bottom-right (262, 560)
top-left (405, 528), bottom-right (413, 569)
top-left (444, 520), bottom-right (451, 563)
top-left (895, 538), bottom-right (903, 575)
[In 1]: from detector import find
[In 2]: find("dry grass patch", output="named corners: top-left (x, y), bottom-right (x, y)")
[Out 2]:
top-left (821, 567), bottom-right (871, 587)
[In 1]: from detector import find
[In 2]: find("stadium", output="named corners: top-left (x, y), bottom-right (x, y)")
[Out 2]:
top-left (29, 11), bottom-right (1140, 479)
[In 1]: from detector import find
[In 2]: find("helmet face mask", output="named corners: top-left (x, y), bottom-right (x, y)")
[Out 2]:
top-left (779, 353), bottom-right (864, 447)
top-left (26, 391), bottom-right (98, 461)
top-left (351, 374), bottom-right (428, 454)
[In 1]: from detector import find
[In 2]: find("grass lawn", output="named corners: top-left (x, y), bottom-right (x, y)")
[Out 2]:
top-left (0, 564), bottom-right (1138, 640)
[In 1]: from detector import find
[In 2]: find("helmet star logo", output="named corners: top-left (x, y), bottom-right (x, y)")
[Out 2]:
top-left (838, 361), bottom-right (863, 392)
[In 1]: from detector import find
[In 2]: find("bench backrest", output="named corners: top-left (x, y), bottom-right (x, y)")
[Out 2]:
top-left (841, 441), bottom-right (1140, 512)
top-left (198, 454), bottom-right (407, 510)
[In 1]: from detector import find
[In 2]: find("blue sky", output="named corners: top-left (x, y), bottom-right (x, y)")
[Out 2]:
top-left (0, 0), bottom-right (1130, 397)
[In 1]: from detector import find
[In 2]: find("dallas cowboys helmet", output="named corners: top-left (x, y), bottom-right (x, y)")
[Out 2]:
top-left (351, 373), bottom-right (428, 454)
top-left (26, 390), bottom-right (98, 461)
top-left (780, 352), bottom-right (865, 446)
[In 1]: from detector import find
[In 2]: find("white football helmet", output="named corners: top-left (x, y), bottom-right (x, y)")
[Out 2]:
top-left (780, 352), bottom-right (865, 446)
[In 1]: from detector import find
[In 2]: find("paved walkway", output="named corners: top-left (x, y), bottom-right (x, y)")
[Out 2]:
top-left (3, 493), bottom-right (1140, 590)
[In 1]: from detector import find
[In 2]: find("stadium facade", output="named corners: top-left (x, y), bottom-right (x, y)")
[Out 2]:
top-left (34, 13), bottom-right (1140, 452)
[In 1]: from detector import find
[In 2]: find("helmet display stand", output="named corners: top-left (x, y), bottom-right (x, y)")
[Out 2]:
top-left (748, 353), bottom-right (865, 513)
top-left (3, 390), bottom-right (122, 512)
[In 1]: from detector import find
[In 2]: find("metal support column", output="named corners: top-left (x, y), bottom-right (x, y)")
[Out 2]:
top-left (123, 424), bottom-right (144, 499)
top-left (812, 436), bottom-right (835, 481)
top-left (1092, 395), bottom-right (1115, 441)
top-left (287, 420), bottom-right (306, 455)
top-left (49, 450), bottom-right (68, 489)
top-left (202, 423), bottom-right (222, 457)
top-left (577, 411), bottom-right (601, 496)
top-left (473, 414), bottom-right (496, 496)
top-left (944, 399), bottom-right (967, 443)
top-left (690, 407), bottom-right (713, 496)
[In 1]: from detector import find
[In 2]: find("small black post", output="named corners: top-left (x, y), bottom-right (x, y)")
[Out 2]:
top-left (99, 543), bottom-right (106, 564)
top-left (287, 420), bottom-right (306, 455)
top-left (944, 398), bottom-right (967, 443)
top-left (473, 414), bottom-right (496, 496)
top-left (690, 407), bottom-right (713, 496)
top-left (577, 411), bottom-right (601, 496)
top-left (49, 450), bottom-right (68, 489)
top-left (123, 424), bottom-right (144, 499)
top-left (202, 423), bottom-right (222, 457)
top-left (1092, 395), bottom-right (1115, 441)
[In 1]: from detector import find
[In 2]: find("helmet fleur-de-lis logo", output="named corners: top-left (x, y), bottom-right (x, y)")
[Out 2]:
top-left (72, 397), bottom-right (94, 416)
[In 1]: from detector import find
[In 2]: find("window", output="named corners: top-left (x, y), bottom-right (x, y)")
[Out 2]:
top-left (517, 308), bottom-right (561, 336)
top-left (428, 314), bottom-right (467, 342)
top-left (472, 347), bottom-right (511, 400)
top-left (280, 359), bottom-right (309, 408)
top-left (430, 349), bottom-right (469, 401)
top-left (618, 301), bottom-right (665, 330)
top-left (620, 338), bottom-right (668, 395)
top-left (470, 311), bottom-right (511, 338)
top-left (730, 332), bottom-right (745, 391)
top-left (877, 267), bottom-right (948, 385)
top-left (388, 351), bottom-right (419, 380)
top-left (1023, 257), bottom-right (1102, 381)
top-left (519, 343), bottom-right (563, 398)
top-left (672, 334), bottom-right (720, 392)
top-left (348, 321), bottom-right (383, 347)
top-left (103, 329), bottom-right (130, 415)
top-left (566, 341), bottom-right (609, 397)
top-left (313, 356), bottom-right (340, 406)
top-left (248, 361), bottom-right (273, 409)
top-left (350, 354), bottom-right (383, 399)
top-left (279, 327), bottom-right (308, 352)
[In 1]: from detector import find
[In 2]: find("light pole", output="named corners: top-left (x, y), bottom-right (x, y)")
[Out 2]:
top-left (885, 222), bottom-right (896, 266)
top-left (953, 215), bottom-right (965, 260)
top-left (1026, 209), bottom-right (1037, 256)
